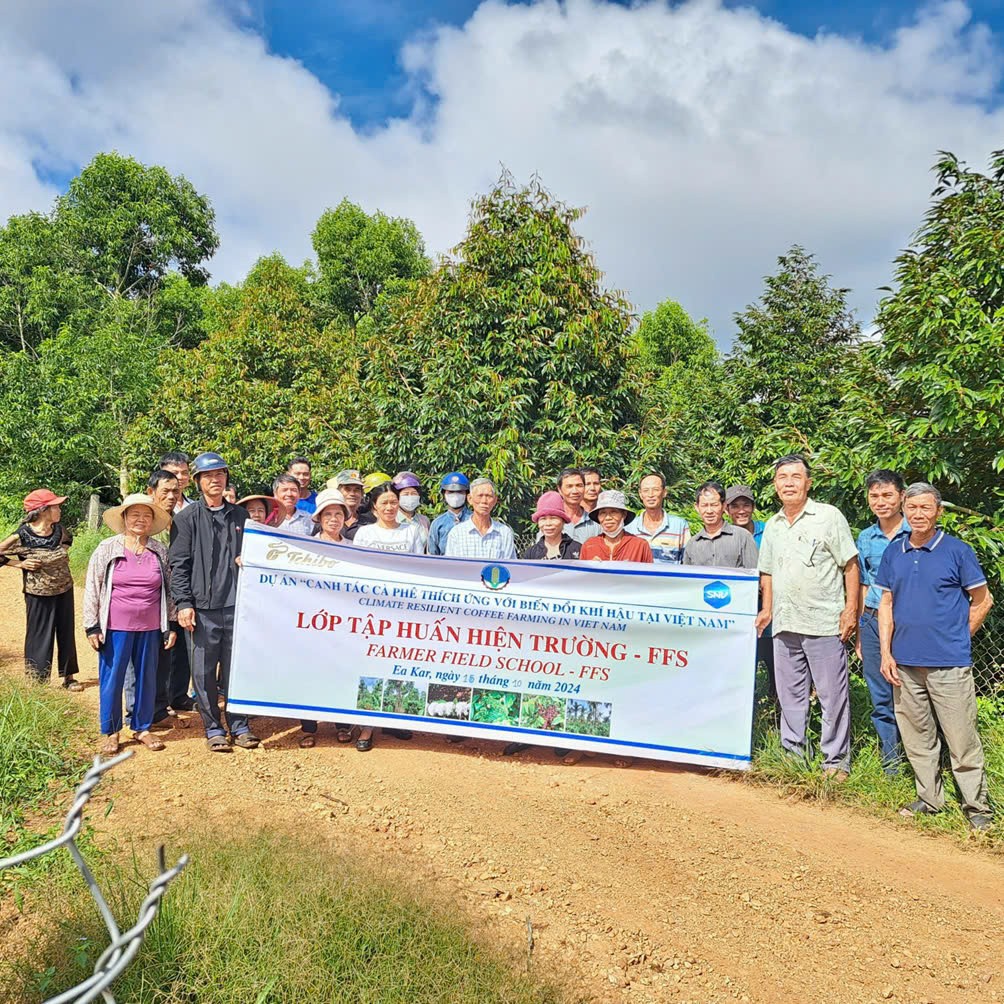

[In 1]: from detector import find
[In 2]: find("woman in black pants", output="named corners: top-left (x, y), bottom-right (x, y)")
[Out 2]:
top-left (0, 489), bottom-right (81, 689)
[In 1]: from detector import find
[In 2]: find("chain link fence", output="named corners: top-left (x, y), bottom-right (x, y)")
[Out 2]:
top-left (0, 751), bottom-right (187, 1004)
top-left (513, 528), bottom-right (1004, 702)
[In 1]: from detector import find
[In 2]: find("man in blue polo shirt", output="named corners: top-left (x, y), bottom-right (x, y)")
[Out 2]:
top-left (876, 483), bottom-right (994, 830)
top-left (855, 469), bottom-right (908, 772)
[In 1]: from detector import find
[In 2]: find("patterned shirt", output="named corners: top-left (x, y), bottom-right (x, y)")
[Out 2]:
top-left (857, 519), bottom-right (909, 610)
top-left (444, 518), bottom-right (517, 560)
top-left (624, 511), bottom-right (691, 564)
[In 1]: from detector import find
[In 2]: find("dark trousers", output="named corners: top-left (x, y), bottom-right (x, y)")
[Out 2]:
top-left (24, 590), bottom-right (79, 682)
top-left (756, 631), bottom-right (777, 706)
top-left (187, 606), bottom-right (248, 740)
top-left (155, 639), bottom-right (192, 718)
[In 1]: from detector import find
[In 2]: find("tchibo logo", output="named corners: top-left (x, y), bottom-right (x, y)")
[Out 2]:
top-left (703, 581), bottom-right (732, 609)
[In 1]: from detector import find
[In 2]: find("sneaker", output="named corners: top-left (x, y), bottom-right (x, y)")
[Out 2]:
top-left (899, 799), bottom-right (940, 818)
top-left (966, 812), bottom-right (994, 832)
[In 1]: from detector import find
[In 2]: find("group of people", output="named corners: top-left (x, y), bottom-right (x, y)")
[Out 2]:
top-left (0, 450), bottom-right (994, 829)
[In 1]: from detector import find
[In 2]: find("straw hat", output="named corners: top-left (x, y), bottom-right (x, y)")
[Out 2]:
top-left (237, 494), bottom-right (280, 523)
top-left (313, 487), bottom-right (350, 521)
top-left (103, 493), bottom-right (172, 536)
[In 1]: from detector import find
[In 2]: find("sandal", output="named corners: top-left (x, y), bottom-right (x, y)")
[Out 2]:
top-left (355, 737), bottom-right (373, 752)
top-left (206, 735), bottom-right (232, 753)
top-left (135, 732), bottom-right (166, 751)
top-left (63, 679), bottom-right (84, 693)
top-left (299, 734), bottom-right (316, 748)
top-left (336, 726), bottom-right (353, 744)
top-left (100, 735), bottom-right (119, 756)
top-left (232, 733), bottom-right (260, 749)
top-left (613, 756), bottom-right (634, 768)
top-left (562, 751), bottom-right (583, 766)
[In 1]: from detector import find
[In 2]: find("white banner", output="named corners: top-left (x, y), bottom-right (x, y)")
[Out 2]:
top-left (229, 526), bottom-right (758, 769)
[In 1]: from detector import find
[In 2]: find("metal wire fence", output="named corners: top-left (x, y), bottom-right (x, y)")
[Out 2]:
top-left (0, 751), bottom-right (188, 1004)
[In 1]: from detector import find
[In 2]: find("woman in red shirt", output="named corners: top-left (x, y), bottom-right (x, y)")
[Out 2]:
top-left (579, 490), bottom-right (654, 563)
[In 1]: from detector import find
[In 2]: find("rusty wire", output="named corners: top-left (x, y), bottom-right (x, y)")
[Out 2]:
top-left (0, 750), bottom-right (188, 1004)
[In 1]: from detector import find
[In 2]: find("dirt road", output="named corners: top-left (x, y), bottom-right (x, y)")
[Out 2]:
top-left (3, 573), bottom-right (1002, 1003)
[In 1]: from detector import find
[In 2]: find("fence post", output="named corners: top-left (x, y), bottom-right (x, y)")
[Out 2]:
top-left (87, 494), bottom-right (101, 531)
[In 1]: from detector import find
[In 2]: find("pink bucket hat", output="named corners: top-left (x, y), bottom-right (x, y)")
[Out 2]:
top-left (532, 491), bottom-right (570, 523)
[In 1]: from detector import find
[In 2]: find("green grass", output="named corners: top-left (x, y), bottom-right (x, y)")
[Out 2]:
top-left (0, 675), bottom-right (93, 886)
top-left (742, 670), bottom-right (1004, 847)
top-left (7, 829), bottom-right (565, 1004)
top-left (68, 524), bottom-right (112, 585)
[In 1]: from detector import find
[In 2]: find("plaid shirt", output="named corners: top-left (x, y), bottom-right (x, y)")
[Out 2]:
top-left (444, 518), bottom-right (516, 560)
top-left (857, 519), bottom-right (909, 610)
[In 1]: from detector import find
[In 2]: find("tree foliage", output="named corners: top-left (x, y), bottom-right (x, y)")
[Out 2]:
top-left (716, 246), bottom-right (862, 492)
top-left (351, 174), bottom-right (639, 518)
top-left (56, 152), bottom-right (218, 297)
top-left (125, 255), bottom-right (363, 495)
top-left (312, 198), bottom-right (430, 326)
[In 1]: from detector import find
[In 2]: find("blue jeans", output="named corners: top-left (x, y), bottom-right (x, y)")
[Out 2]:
top-left (99, 629), bottom-right (160, 734)
top-left (859, 610), bottom-right (903, 768)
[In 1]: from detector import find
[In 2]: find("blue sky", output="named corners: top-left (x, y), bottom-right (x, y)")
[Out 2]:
top-left (257, 0), bottom-right (1004, 127)
top-left (4, 0), bottom-right (1004, 341)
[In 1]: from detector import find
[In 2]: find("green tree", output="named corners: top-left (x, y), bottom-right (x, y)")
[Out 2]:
top-left (353, 174), bottom-right (639, 521)
top-left (0, 213), bottom-right (90, 354)
top-left (56, 151), bottom-right (218, 297)
top-left (0, 297), bottom-right (165, 517)
top-left (630, 299), bottom-right (724, 509)
top-left (842, 150), bottom-right (1004, 580)
top-left (634, 299), bottom-right (715, 369)
top-left (719, 246), bottom-right (861, 491)
top-left (312, 198), bottom-right (430, 326)
top-left (125, 255), bottom-right (362, 493)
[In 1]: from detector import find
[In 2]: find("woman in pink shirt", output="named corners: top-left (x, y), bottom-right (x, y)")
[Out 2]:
top-left (83, 494), bottom-right (177, 755)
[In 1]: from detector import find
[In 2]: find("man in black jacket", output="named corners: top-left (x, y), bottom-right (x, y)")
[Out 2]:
top-left (169, 452), bottom-right (257, 752)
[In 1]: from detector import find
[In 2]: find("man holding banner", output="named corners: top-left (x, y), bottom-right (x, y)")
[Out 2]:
top-left (170, 451), bottom-right (257, 753)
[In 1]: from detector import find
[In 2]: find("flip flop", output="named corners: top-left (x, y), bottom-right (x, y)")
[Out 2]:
top-left (562, 751), bottom-right (583, 766)
top-left (100, 736), bottom-right (119, 756)
top-left (336, 727), bottom-right (353, 743)
top-left (206, 735), bottom-right (232, 753)
top-left (135, 732), bottom-right (166, 751)
top-left (299, 734), bottom-right (316, 748)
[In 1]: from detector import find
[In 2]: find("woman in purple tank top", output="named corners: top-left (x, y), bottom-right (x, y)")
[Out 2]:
top-left (83, 494), bottom-right (177, 755)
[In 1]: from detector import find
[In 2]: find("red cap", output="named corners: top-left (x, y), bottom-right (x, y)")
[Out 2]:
top-left (23, 489), bottom-right (68, 512)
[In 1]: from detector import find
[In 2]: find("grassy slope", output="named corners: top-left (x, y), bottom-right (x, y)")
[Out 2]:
top-left (743, 672), bottom-right (1003, 846)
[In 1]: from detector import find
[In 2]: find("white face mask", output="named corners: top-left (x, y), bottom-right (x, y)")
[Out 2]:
top-left (602, 522), bottom-right (624, 539)
top-left (444, 492), bottom-right (467, 509)
top-left (399, 495), bottom-right (421, 513)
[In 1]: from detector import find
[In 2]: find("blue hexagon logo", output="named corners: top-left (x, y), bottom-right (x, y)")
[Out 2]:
top-left (703, 581), bottom-right (731, 609)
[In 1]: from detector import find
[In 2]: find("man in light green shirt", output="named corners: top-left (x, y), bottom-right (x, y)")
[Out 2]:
top-left (756, 454), bottom-right (859, 779)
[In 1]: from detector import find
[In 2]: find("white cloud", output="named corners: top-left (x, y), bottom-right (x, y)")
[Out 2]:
top-left (1, 0), bottom-right (1002, 342)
